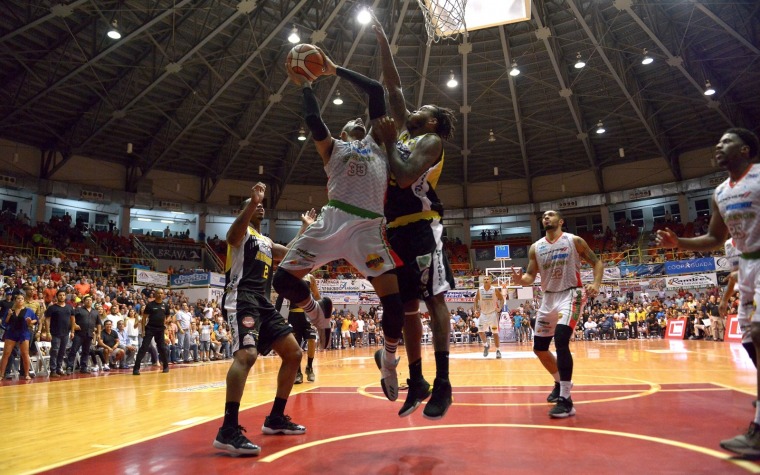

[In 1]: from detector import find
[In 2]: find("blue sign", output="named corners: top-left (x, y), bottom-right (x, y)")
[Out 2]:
top-left (495, 245), bottom-right (511, 259)
top-left (664, 258), bottom-right (715, 275)
top-left (620, 263), bottom-right (664, 278)
top-left (171, 273), bottom-right (210, 287)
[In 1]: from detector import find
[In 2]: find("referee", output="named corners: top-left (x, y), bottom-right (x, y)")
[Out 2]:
top-left (133, 289), bottom-right (170, 375)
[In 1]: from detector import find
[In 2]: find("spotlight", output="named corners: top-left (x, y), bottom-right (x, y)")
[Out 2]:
top-left (333, 90), bottom-right (343, 105)
top-left (298, 127), bottom-right (307, 141)
top-left (258, 165), bottom-right (264, 174)
top-left (488, 129), bottom-right (496, 143)
top-left (703, 80), bottom-right (716, 96)
top-left (641, 48), bottom-right (653, 65)
top-left (509, 59), bottom-right (520, 77)
top-left (287, 25), bottom-right (300, 44)
top-left (446, 70), bottom-right (458, 88)
top-left (493, 166), bottom-right (499, 176)
top-left (107, 19), bottom-right (121, 40)
top-left (596, 121), bottom-right (606, 134)
top-left (357, 8), bottom-right (371, 25)
top-left (574, 52), bottom-right (585, 69)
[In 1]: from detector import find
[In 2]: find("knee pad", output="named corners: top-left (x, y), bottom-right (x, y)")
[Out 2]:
top-left (272, 269), bottom-right (310, 303)
top-left (554, 325), bottom-right (572, 351)
top-left (533, 335), bottom-right (552, 352)
top-left (379, 294), bottom-right (404, 339)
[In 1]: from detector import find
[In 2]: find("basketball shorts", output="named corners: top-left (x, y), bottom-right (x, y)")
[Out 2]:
top-left (279, 205), bottom-right (401, 278)
top-left (288, 309), bottom-right (316, 344)
top-left (222, 289), bottom-right (292, 356)
top-left (738, 256), bottom-right (760, 343)
top-left (534, 288), bottom-right (586, 338)
top-left (388, 218), bottom-right (454, 303)
top-left (478, 312), bottom-right (499, 332)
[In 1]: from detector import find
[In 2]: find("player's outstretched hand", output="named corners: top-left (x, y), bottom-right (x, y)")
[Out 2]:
top-left (251, 182), bottom-right (266, 204)
top-left (655, 228), bottom-right (678, 248)
top-left (301, 208), bottom-right (317, 226)
top-left (369, 10), bottom-right (387, 40)
top-left (313, 46), bottom-right (337, 76)
top-left (373, 116), bottom-right (397, 146)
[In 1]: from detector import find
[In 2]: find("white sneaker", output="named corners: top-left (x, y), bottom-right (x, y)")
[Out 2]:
top-left (91, 366), bottom-right (99, 372)
top-left (103, 364), bottom-right (110, 371)
top-left (374, 349), bottom-right (400, 401)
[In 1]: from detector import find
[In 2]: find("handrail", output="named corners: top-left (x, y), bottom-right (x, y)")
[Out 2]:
top-left (130, 236), bottom-right (159, 270)
top-left (203, 241), bottom-right (224, 273)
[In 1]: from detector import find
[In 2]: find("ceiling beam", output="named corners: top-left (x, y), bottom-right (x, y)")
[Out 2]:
top-left (459, 38), bottom-right (471, 209)
top-left (139, 0), bottom-right (310, 180)
top-left (498, 25), bottom-right (532, 201)
top-left (532, 1), bottom-right (604, 193)
top-left (567, 0), bottom-right (681, 181)
top-left (0, 0), bottom-right (89, 45)
top-left (0, 0), bottom-right (196, 129)
top-left (691, 0), bottom-right (760, 56)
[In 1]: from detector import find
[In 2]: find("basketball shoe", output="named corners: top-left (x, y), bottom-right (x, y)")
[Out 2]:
top-left (398, 378), bottom-right (432, 417)
top-left (374, 348), bottom-right (400, 401)
top-left (213, 425), bottom-right (261, 455)
top-left (423, 378), bottom-right (453, 420)
top-left (721, 423), bottom-right (760, 458)
top-left (262, 414), bottom-right (306, 435)
top-left (549, 396), bottom-right (575, 418)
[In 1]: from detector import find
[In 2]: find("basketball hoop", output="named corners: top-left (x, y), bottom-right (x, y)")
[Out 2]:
top-left (417, 0), bottom-right (468, 44)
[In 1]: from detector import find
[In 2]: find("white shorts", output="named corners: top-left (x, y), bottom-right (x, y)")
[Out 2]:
top-left (478, 312), bottom-right (499, 332)
top-left (279, 205), bottom-right (401, 278)
top-left (737, 256), bottom-right (760, 343)
top-left (534, 288), bottom-right (586, 338)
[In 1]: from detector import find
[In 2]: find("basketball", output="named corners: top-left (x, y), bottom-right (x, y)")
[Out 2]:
top-left (287, 44), bottom-right (325, 81)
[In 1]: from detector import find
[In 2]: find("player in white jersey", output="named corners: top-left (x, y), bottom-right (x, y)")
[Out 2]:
top-left (515, 210), bottom-right (603, 418)
top-left (273, 51), bottom-right (407, 403)
top-left (474, 275), bottom-right (504, 358)
top-left (657, 127), bottom-right (760, 457)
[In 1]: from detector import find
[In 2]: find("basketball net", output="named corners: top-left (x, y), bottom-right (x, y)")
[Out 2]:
top-left (417, 0), bottom-right (468, 44)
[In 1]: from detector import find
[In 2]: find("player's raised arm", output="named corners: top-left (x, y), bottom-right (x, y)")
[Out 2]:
top-left (370, 12), bottom-right (409, 128)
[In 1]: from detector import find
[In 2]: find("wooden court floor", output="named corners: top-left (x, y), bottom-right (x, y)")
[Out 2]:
top-left (4, 338), bottom-right (760, 474)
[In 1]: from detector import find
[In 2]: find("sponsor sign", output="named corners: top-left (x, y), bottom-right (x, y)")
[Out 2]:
top-left (209, 272), bottom-right (225, 287)
top-left (726, 315), bottom-right (742, 342)
top-left (665, 318), bottom-right (686, 340)
top-left (316, 279), bottom-right (373, 292)
top-left (475, 247), bottom-right (495, 261)
top-left (664, 257), bottom-right (715, 275)
top-left (444, 289), bottom-right (477, 303)
top-left (619, 263), bottom-right (664, 278)
top-left (142, 242), bottom-right (203, 262)
top-left (714, 256), bottom-right (733, 272)
top-left (171, 273), bottom-right (210, 287)
top-left (665, 273), bottom-right (718, 290)
top-left (455, 276), bottom-right (476, 289)
top-left (135, 269), bottom-right (168, 287)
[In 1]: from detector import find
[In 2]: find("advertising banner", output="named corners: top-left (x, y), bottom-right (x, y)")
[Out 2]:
top-left (619, 263), bottom-right (664, 278)
top-left (316, 279), bottom-right (373, 292)
top-left (665, 273), bottom-right (718, 290)
top-left (142, 242), bottom-right (203, 262)
top-left (455, 276), bottom-right (476, 289)
top-left (714, 255), bottom-right (733, 272)
top-left (664, 258), bottom-right (715, 275)
top-left (444, 289), bottom-right (478, 303)
top-left (171, 273), bottom-right (210, 287)
top-left (135, 269), bottom-right (168, 287)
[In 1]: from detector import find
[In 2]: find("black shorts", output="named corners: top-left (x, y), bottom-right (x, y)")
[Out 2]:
top-left (388, 219), bottom-right (455, 303)
top-left (288, 310), bottom-right (316, 344)
top-left (222, 290), bottom-right (292, 356)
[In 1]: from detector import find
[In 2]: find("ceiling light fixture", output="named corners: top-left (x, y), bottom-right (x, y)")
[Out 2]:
top-left (160, 220), bottom-right (175, 224)
top-left (641, 48), bottom-right (653, 65)
top-left (258, 165), bottom-right (264, 175)
top-left (446, 70), bottom-right (458, 88)
top-left (596, 121), bottom-right (606, 134)
top-left (703, 80), bottom-right (716, 96)
top-left (574, 52), bottom-right (585, 69)
top-left (509, 59), bottom-right (520, 77)
top-left (287, 25), bottom-right (300, 44)
top-left (357, 8), bottom-right (371, 25)
top-left (298, 127), bottom-right (307, 141)
top-left (488, 129), bottom-right (496, 142)
top-left (493, 166), bottom-right (499, 176)
top-left (107, 19), bottom-right (121, 40)
top-left (137, 217), bottom-right (152, 222)
top-left (333, 90), bottom-right (343, 105)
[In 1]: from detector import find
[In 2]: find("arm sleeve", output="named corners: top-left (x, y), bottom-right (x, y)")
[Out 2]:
top-left (335, 67), bottom-right (387, 120)
top-left (302, 86), bottom-right (329, 141)
top-left (274, 294), bottom-right (284, 313)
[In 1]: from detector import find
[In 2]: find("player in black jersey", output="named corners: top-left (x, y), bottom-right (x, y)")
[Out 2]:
top-left (213, 182), bottom-right (316, 456)
top-left (133, 289), bottom-right (170, 375)
top-left (372, 16), bottom-right (457, 420)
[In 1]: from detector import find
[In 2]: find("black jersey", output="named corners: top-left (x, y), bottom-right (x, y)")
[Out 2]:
top-left (143, 300), bottom-right (170, 329)
top-left (225, 226), bottom-right (274, 297)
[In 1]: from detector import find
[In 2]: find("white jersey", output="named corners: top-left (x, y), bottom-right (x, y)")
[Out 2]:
top-left (535, 232), bottom-right (582, 292)
top-left (325, 134), bottom-right (388, 216)
top-left (478, 286), bottom-right (500, 315)
top-left (715, 163), bottom-right (760, 254)
top-left (725, 238), bottom-right (740, 271)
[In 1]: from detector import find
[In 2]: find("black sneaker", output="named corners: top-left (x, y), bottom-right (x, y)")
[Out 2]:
top-left (162, 367), bottom-right (170, 373)
top-left (213, 425), bottom-right (261, 455)
top-left (294, 371), bottom-right (303, 384)
top-left (547, 382), bottom-right (560, 403)
top-left (398, 378), bottom-right (432, 417)
top-left (549, 396), bottom-right (576, 418)
top-left (721, 422), bottom-right (760, 457)
top-left (262, 414), bottom-right (306, 435)
top-left (306, 367), bottom-right (315, 382)
top-left (423, 378), bottom-right (452, 420)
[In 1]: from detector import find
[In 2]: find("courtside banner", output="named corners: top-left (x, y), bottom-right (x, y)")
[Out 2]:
top-left (620, 263), bottom-right (664, 278)
top-left (714, 255), bottom-right (733, 272)
top-left (726, 315), bottom-right (742, 342)
top-left (171, 272), bottom-right (210, 287)
top-left (316, 279), bottom-right (373, 292)
top-left (665, 318), bottom-right (686, 339)
top-left (444, 289), bottom-right (478, 303)
top-left (135, 269), bottom-right (168, 287)
top-left (664, 258), bottom-right (715, 275)
top-left (665, 273), bottom-right (718, 290)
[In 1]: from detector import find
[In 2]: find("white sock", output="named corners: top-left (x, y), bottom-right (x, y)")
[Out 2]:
top-left (754, 402), bottom-right (760, 425)
top-left (384, 341), bottom-right (398, 364)
top-left (302, 297), bottom-right (323, 322)
top-left (560, 381), bottom-right (573, 399)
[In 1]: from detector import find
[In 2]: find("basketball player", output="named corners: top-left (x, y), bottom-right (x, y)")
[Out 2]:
top-left (371, 16), bottom-right (458, 419)
top-left (514, 210), bottom-right (603, 418)
top-left (275, 273), bottom-right (321, 383)
top-left (474, 275), bottom-right (505, 358)
top-left (213, 183), bottom-right (316, 456)
top-left (656, 128), bottom-right (760, 457)
top-left (273, 50), bottom-right (407, 403)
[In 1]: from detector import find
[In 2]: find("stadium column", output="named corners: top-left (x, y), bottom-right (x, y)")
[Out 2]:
top-left (198, 213), bottom-right (207, 241)
top-left (120, 205), bottom-right (131, 238)
top-left (462, 217), bottom-right (472, 248)
top-left (34, 194), bottom-right (46, 225)
top-left (599, 204), bottom-right (610, 231)
top-left (677, 193), bottom-right (689, 222)
top-left (530, 212), bottom-right (541, 242)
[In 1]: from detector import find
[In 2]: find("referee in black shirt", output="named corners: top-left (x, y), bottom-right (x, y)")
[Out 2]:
top-left (133, 289), bottom-right (170, 375)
